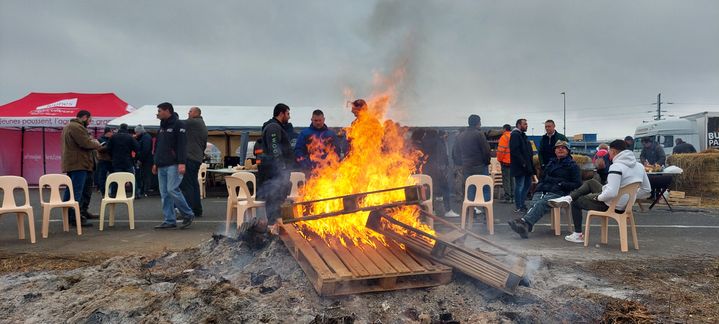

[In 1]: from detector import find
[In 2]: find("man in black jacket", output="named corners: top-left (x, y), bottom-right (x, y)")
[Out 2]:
top-left (538, 119), bottom-right (569, 169)
top-left (180, 107), bottom-right (208, 218)
top-left (257, 103), bottom-right (293, 226)
top-left (454, 115), bottom-right (492, 204)
top-left (134, 125), bottom-right (153, 198)
top-left (508, 141), bottom-right (580, 238)
top-left (107, 123), bottom-right (139, 174)
top-left (152, 102), bottom-right (195, 229)
top-left (107, 123), bottom-right (139, 197)
top-left (509, 118), bottom-right (535, 213)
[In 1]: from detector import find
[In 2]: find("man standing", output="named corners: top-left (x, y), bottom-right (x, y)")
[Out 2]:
top-left (153, 102), bottom-right (195, 229)
top-left (549, 140), bottom-right (651, 243)
top-left (624, 136), bottom-right (635, 150)
top-left (180, 107), bottom-right (208, 218)
top-left (496, 124), bottom-right (514, 203)
top-left (61, 110), bottom-right (101, 227)
top-left (294, 109), bottom-right (339, 173)
top-left (673, 138), bottom-right (697, 154)
top-left (96, 127), bottom-right (114, 196)
top-left (134, 125), bottom-right (154, 198)
top-left (639, 137), bottom-right (666, 166)
top-left (510, 118), bottom-right (535, 213)
top-left (455, 114), bottom-right (491, 203)
top-left (508, 141), bottom-right (581, 238)
top-left (538, 119), bottom-right (569, 169)
top-left (258, 103), bottom-right (293, 225)
top-left (107, 123), bottom-right (139, 174)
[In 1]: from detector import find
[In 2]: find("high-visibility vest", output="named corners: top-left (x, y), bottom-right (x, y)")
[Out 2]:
top-left (497, 131), bottom-right (511, 165)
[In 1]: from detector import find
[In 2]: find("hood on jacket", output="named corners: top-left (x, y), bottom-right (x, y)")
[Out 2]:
top-left (611, 150), bottom-right (637, 168)
top-left (160, 112), bottom-right (179, 127)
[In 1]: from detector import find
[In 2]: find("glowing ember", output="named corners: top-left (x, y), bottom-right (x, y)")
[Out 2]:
top-left (296, 73), bottom-right (435, 248)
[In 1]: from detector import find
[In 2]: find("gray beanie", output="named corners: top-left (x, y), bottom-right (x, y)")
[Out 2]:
top-left (135, 124), bottom-right (145, 134)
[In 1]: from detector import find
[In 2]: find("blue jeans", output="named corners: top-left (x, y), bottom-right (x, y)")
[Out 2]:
top-left (522, 192), bottom-right (562, 225)
top-left (63, 170), bottom-right (88, 218)
top-left (514, 175), bottom-right (532, 210)
top-left (158, 165), bottom-right (194, 225)
top-left (464, 165), bottom-right (491, 202)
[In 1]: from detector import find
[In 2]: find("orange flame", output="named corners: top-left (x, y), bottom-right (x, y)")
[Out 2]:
top-left (296, 71), bottom-right (434, 248)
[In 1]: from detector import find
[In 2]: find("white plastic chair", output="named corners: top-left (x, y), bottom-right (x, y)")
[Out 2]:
top-left (199, 163), bottom-right (208, 199)
top-left (39, 174), bottom-right (82, 238)
top-left (410, 174), bottom-right (434, 228)
top-left (0, 176), bottom-right (36, 243)
top-left (287, 172), bottom-right (306, 202)
top-left (584, 182), bottom-right (641, 252)
top-left (99, 172), bottom-right (136, 231)
top-left (225, 173), bottom-right (265, 235)
top-left (550, 204), bottom-right (573, 236)
top-left (460, 175), bottom-right (494, 234)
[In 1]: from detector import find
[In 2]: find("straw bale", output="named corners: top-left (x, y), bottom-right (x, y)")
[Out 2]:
top-left (667, 152), bottom-right (719, 205)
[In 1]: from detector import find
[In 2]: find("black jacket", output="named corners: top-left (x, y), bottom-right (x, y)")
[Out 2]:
top-left (455, 126), bottom-right (491, 168)
top-left (538, 132), bottom-right (569, 167)
top-left (672, 142), bottom-right (697, 154)
top-left (135, 132), bottom-right (153, 163)
top-left (107, 129), bottom-right (139, 170)
top-left (154, 113), bottom-right (188, 167)
top-left (260, 117), bottom-right (293, 170)
top-left (185, 116), bottom-right (208, 163)
top-left (509, 129), bottom-right (535, 177)
top-left (535, 156), bottom-right (581, 195)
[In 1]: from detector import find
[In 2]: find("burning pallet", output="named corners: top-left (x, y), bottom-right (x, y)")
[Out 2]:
top-left (277, 185), bottom-right (528, 296)
top-left (278, 221), bottom-right (452, 296)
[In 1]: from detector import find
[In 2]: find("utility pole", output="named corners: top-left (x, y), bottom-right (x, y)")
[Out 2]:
top-left (561, 92), bottom-right (566, 135)
top-left (652, 93), bottom-right (673, 120)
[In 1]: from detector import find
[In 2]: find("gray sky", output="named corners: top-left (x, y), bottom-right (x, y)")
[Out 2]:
top-left (2, 0), bottom-right (718, 138)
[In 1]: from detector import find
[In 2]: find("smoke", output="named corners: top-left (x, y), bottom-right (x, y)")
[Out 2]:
top-left (351, 0), bottom-right (437, 123)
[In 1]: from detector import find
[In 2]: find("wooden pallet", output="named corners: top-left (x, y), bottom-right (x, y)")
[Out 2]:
top-left (366, 210), bottom-right (526, 294)
top-left (278, 221), bottom-right (452, 296)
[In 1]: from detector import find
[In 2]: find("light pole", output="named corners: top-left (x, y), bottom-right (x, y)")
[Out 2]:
top-left (561, 92), bottom-right (566, 135)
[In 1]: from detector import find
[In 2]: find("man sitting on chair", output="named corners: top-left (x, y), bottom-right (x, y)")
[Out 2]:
top-left (508, 141), bottom-right (581, 239)
top-left (549, 139), bottom-right (651, 243)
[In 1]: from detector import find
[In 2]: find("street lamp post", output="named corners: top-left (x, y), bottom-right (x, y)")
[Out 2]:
top-left (561, 92), bottom-right (566, 135)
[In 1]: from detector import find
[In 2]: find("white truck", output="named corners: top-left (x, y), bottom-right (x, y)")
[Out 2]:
top-left (633, 111), bottom-right (719, 156)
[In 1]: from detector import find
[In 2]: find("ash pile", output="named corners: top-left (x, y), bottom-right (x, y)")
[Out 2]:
top-left (0, 235), bottom-right (612, 323)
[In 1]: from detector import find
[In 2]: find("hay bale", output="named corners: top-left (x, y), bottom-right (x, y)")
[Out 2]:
top-left (667, 152), bottom-right (719, 205)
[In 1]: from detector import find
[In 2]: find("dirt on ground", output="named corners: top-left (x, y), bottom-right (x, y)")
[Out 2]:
top-left (0, 235), bottom-right (716, 323)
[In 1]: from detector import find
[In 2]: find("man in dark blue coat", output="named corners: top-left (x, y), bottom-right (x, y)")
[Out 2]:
top-left (508, 140), bottom-right (580, 238)
top-left (294, 109), bottom-right (339, 173)
top-left (134, 125), bottom-right (154, 198)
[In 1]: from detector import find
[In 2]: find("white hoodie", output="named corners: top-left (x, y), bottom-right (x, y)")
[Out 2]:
top-left (598, 150), bottom-right (652, 209)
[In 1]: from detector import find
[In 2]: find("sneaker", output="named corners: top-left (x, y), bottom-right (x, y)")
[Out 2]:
top-left (444, 210), bottom-right (460, 217)
top-left (508, 218), bottom-right (529, 239)
top-left (474, 207), bottom-right (483, 215)
top-left (523, 218), bottom-right (534, 233)
top-left (513, 208), bottom-right (528, 214)
top-left (180, 216), bottom-right (194, 229)
top-left (565, 232), bottom-right (584, 243)
top-left (154, 222), bottom-right (177, 229)
top-left (548, 196), bottom-right (573, 208)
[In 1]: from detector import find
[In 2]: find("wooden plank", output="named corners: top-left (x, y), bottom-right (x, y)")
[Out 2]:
top-left (305, 237), bottom-right (354, 279)
top-left (346, 243), bottom-right (384, 276)
top-left (358, 243), bottom-right (398, 275)
top-left (333, 243), bottom-right (371, 277)
top-left (385, 240), bottom-right (429, 273)
top-left (280, 224), bottom-right (334, 280)
top-left (370, 238), bottom-right (411, 273)
top-left (438, 230), bottom-right (466, 243)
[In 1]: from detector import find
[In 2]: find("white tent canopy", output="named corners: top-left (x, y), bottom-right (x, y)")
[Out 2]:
top-left (108, 105), bottom-right (356, 131)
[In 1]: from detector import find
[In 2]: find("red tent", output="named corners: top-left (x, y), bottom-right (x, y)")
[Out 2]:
top-left (0, 93), bottom-right (135, 184)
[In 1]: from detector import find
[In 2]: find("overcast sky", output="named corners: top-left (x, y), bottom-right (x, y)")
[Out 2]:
top-left (2, 0), bottom-right (718, 138)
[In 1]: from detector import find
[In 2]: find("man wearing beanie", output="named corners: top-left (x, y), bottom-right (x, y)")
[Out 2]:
top-left (134, 124), bottom-right (154, 198)
top-left (508, 140), bottom-right (581, 239)
top-left (453, 114), bottom-right (492, 207)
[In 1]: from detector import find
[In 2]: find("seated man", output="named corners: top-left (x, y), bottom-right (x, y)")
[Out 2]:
top-left (549, 139), bottom-right (651, 243)
top-left (508, 141), bottom-right (581, 238)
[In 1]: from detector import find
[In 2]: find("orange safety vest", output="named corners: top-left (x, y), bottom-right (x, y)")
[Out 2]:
top-left (497, 131), bottom-right (511, 165)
